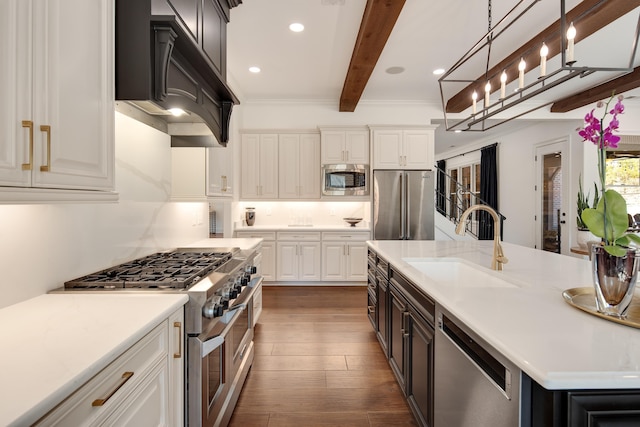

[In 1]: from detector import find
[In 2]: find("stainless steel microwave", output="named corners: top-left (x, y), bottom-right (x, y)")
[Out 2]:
top-left (322, 164), bottom-right (369, 196)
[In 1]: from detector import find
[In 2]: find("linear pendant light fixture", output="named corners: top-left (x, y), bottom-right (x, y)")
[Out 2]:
top-left (438, 0), bottom-right (640, 133)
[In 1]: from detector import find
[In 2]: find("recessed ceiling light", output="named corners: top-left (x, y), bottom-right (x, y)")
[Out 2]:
top-left (249, 66), bottom-right (261, 73)
top-left (454, 129), bottom-right (462, 133)
top-left (433, 68), bottom-right (445, 76)
top-left (168, 108), bottom-right (186, 116)
top-left (289, 23), bottom-right (304, 32)
top-left (386, 66), bottom-right (405, 75)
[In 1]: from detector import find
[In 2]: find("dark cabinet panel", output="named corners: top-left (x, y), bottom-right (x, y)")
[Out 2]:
top-left (389, 284), bottom-right (407, 392)
top-left (407, 310), bottom-right (434, 427)
top-left (203, 0), bottom-right (225, 77)
top-left (166, 0), bottom-right (199, 40)
top-left (376, 277), bottom-right (388, 356)
top-left (522, 374), bottom-right (640, 427)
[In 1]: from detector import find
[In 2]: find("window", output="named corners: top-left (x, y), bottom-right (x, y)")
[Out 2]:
top-left (448, 162), bottom-right (481, 221)
top-left (606, 152), bottom-right (640, 217)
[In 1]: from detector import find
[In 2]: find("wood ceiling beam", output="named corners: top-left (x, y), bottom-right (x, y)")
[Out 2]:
top-left (445, 0), bottom-right (640, 114)
top-left (550, 66), bottom-right (640, 112)
top-left (339, 0), bottom-right (406, 112)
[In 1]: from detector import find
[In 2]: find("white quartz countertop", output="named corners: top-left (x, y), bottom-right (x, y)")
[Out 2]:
top-left (368, 240), bottom-right (640, 390)
top-left (235, 225), bottom-right (371, 232)
top-left (0, 293), bottom-right (188, 426)
top-left (184, 237), bottom-right (264, 251)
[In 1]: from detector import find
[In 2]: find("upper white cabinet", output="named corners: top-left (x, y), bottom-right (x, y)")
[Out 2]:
top-left (371, 126), bottom-right (437, 170)
top-left (240, 134), bottom-right (278, 199)
top-left (320, 127), bottom-right (369, 164)
top-left (0, 0), bottom-right (114, 193)
top-left (207, 145), bottom-right (234, 197)
top-left (278, 133), bottom-right (320, 199)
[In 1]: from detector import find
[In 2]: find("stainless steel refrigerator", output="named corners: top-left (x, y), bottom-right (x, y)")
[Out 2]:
top-left (373, 170), bottom-right (434, 240)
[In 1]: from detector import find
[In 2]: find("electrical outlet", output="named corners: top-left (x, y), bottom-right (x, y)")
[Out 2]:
top-left (266, 207), bottom-right (272, 216)
top-left (329, 207), bottom-right (336, 216)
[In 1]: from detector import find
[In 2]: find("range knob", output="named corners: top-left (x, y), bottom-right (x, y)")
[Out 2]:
top-left (202, 296), bottom-right (222, 318)
top-left (245, 265), bottom-right (257, 274)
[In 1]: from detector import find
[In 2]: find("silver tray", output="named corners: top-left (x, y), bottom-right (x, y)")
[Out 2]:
top-left (562, 287), bottom-right (640, 329)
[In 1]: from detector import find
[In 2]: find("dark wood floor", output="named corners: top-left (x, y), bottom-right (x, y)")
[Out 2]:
top-left (229, 285), bottom-right (417, 427)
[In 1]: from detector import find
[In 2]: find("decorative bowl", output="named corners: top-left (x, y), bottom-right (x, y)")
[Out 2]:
top-left (343, 217), bottom-right (362, 227)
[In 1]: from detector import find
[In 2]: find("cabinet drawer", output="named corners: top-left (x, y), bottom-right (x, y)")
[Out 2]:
top-left (277, 231), bottom-right (321, 241)
top-left (236, 231), bottom-right (276, 240)
top-left (322, 231), bottom-right (370, 241)
top-left (35, 321), bottom-right (168, 426)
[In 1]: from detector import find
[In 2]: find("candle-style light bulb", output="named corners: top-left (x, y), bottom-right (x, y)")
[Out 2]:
top-left (567, 22), bottom-right (576, 64)
top-left (472, 91), bottom-right (478, 114)
top-left (500, 71), bottom-right (507, 99)
top-left (540, 43), bottom-right (548, 77)
top-left (484, 82), bottom-right (491, 108)
top-left (518, 58), bottom-right (526, 89)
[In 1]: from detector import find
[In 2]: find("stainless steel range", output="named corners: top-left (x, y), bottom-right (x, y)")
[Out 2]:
top-left (59, 247), bottom-right (262, 427)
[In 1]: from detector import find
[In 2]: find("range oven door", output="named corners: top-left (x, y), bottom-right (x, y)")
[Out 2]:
top-left (187, 276), bottom-right (262, 427)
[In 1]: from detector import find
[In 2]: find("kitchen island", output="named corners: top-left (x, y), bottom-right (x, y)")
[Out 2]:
top-left (368, 240), bottom-right (640, 426)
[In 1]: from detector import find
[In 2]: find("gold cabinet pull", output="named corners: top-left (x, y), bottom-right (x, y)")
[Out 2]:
top-left (91, 371), bottom-right (134, 407)
top-left (21, 120), bottom-right (33, 170)
top-left (173, 321), bottom-right (182, 358)
top-left (40, 125), bottom-right (51, 172)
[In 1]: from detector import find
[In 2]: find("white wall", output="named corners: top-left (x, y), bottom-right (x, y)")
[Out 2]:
top-left (434, 100), bottom-right (640, 252)
top-left (0, 113), bottom-right (209, 309)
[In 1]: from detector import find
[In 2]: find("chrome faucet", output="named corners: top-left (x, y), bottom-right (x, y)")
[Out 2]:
top-left (455, 205), bottom-right (508, 271)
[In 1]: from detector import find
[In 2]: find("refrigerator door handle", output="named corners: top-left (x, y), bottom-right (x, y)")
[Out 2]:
top-left (405, 172), bottom-right (411, 240)
top-left (400, 172), bottom-right (406, 239)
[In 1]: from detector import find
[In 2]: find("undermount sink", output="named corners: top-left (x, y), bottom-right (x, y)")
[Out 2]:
top-left (403, 258), bottom-right (519, 288)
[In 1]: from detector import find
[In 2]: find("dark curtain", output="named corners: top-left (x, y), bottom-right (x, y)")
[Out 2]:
top-left (436, 160), bottom-right (446, 215)
top-left (479, 144), bottom-right (498, 240)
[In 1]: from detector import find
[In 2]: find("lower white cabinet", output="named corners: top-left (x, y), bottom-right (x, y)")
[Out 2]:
top-left (276, 232), bottom-right (321, 281)
top-left (235, 231), bottom-right (276, 281)
top-left (321, 232), bottom-right (369, 281)
top-left (35, 307), bottom-right (184, 427)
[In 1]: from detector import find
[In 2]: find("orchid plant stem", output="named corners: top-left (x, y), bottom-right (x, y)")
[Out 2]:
top-left (598, 129), bottom-right (609, 245)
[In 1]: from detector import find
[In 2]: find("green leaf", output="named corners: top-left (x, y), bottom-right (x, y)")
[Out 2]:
top-left (581, 190), bottom-right (628, 244)
top-left (605, 244), bottom-right (627, 257)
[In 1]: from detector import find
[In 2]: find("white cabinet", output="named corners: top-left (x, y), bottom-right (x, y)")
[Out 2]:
top-left (278, 133), bottom-right (321, 199)
top-left (207, 145), bottom-right (234, 197)
top-left (321, 231), bottom-right (369, 281)
top-left (235, 231), bottom-right (276, 281)
top-left (240, 134), bottom-right (278, 199)
top-left (0, 0), bottom-right (114, 193)
top-left (276, 232), bottom-right (321, 281)
top-left (36, 307), bottom-right (184, 427)
top-left (168, 309), bottom-right (184, 427)
top-left (320, 128), bottom-right (369, 164)
top-left (371, 127), bottom-right (437, 170)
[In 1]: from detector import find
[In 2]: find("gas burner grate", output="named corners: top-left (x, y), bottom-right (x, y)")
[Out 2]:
top-left (64, 250), bottom-right (233, 289)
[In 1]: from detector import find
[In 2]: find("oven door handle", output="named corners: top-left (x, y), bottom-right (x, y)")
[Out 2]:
top-left (199, 306), bottom-right (244, 357)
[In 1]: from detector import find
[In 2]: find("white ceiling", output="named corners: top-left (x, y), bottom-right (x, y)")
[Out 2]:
top-left (226, 0), bottom-right (640, 153)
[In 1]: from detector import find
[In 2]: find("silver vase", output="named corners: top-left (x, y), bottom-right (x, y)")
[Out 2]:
top-left (591, 244), bottom-right (639, 318)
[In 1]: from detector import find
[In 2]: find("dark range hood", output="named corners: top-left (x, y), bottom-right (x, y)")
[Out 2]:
top-left (115, 0), bottom-right (241, 147)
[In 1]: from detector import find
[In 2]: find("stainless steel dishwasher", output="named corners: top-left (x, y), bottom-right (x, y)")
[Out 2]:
top-left (434, 306), bottom-right (521, 427)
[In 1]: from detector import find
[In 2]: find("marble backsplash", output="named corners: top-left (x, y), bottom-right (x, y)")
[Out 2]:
top-left (0, 112), bottom-right (209, 309)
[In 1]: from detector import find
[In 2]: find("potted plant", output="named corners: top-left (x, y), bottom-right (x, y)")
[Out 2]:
top-left (579, 93), bottom-right (640, 317)
top-left (576, 175), bottom-right (599, 248)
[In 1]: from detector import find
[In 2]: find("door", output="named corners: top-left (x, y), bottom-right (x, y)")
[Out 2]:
top-left (535, 140), bottom-right (569, 254)
top-left (0, 0), bottom-right (31, 187)
top-left (278, 134), bottom-right (300, 199)
top-left (346, 243), bottom-right (368, 280)
top-left (33, 0), bottom-right (114, 190)
top-left (406, 170), bottom-right (435, 240)
top-left (373, 170), bottom-right (403, 239)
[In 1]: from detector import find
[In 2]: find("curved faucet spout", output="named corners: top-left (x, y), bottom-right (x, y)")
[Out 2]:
top-left (455, 205), bottom-right (508, 271)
